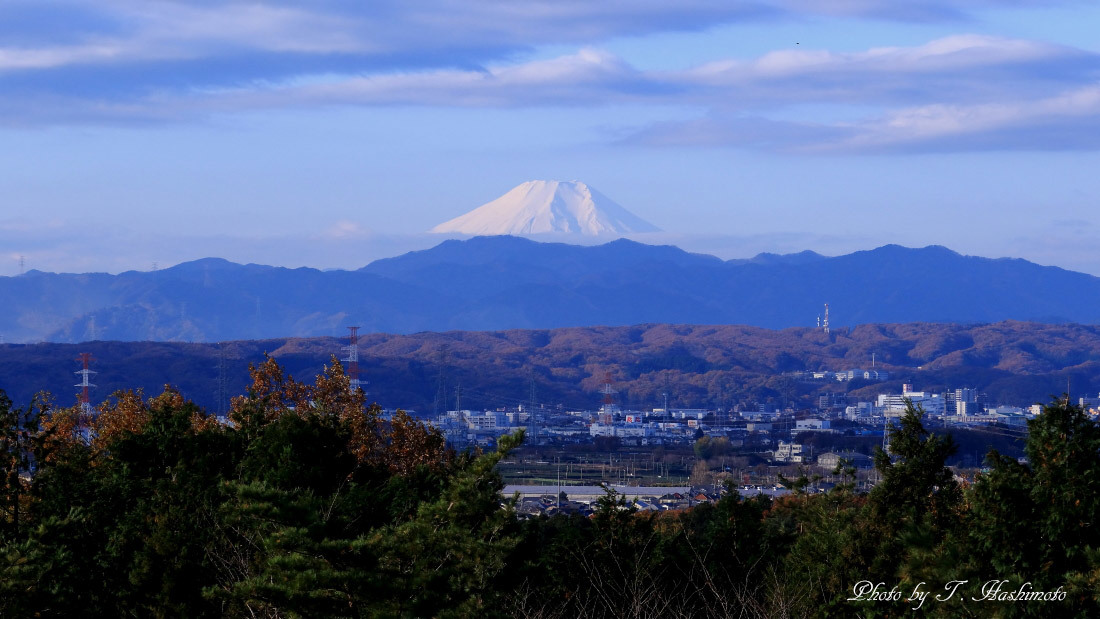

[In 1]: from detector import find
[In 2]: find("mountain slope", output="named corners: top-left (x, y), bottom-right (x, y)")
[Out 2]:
top-left (429, 180), bottom-right (659, 235)
top-left (3, 321), bottom-right (1100, 415)
top-left (2, 237), bottom-right (1100, 343)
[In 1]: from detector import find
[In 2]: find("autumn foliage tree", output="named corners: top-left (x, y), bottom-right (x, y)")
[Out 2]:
top-left (0, 355), bottom-right (505, 617)
top-left (5, 358), bottom-right (1100, 618)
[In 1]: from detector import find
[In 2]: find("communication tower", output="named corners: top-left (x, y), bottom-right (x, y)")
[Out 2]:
top-left (343, 326), bottom-right (364, 394)
top-left (599, 371), bottom-right (619, 417)
top-left (823, 303), bottom-right (830, 335)
top-left (74, 353), bottom-right (97, 416)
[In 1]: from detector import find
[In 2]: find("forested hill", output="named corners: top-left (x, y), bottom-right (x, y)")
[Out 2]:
top-left (3, 321), bottom-right (1100, 413)
top-left (3, 236), bottom-right (1100, 343)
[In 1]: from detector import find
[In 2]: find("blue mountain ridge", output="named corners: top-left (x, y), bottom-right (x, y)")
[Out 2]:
top-left (0, 236), bottom-right (1096, 343)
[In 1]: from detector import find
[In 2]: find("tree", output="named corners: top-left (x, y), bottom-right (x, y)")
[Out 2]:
top-left (693, 436), bottom-right (731, 461)
top-left (365, 430), bottom-right (524, 617)
top-left (784, 402), bottom-right (963, 614)
top-left (0, 390), bottom-right (48, 541)
top-left (870, 402), bottom-right (960, 531)
top-left (967, 399), bottom-right (1100, 612)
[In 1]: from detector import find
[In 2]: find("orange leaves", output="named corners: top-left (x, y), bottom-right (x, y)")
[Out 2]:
top-left (345, 402), bottom-right (382, 464)
top-left (382, 409), bottom-right (449, 476)
top-left (53, 386), bottom-right (212, 459)
top-left (92, 389), bottom-right (150, 452)
top-left (229, 355), bottom-right (449, 475)
top-left (38, 404), bottom-right (88, 462)
top-left (230, 355), bottom-right (366, 426)
top-left (230, 355), bottom-right (303, 423)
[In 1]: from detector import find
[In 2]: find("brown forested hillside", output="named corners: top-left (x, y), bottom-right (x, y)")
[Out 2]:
top-left (1, 321), bottom-right (1098, 412)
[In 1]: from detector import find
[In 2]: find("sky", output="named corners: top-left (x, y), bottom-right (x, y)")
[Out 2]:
top-left (3, 1), bottom-right (1100, 275)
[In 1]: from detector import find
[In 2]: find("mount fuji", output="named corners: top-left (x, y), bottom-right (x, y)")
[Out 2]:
top-left (429, 180), bottom-right (660, 236)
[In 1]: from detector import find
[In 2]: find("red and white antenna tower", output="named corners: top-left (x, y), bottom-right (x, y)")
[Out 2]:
top-left (74, 353), bottom-right (97, 415)
top-left (823, 303), bottom-right (830, 335)
top-left (600, 372), bottom-right (617, 408)
top-left (343, 326), bottom-right (363, 394)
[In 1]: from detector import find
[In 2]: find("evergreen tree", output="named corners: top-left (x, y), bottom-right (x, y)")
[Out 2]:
top-left (968, 399), bottom-right (1100, 615)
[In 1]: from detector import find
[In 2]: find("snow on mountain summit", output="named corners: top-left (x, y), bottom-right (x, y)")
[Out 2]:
top-left (429, 180), bottom-right (660, 236)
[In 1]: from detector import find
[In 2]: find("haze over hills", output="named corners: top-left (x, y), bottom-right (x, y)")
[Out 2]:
top-left (429, 180), bottom-right (660, 236)
top-left (2, 236), bottom-right (1100, 343)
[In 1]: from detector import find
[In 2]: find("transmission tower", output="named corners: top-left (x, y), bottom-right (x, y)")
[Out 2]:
top-left (74, 353), bottom-right (97, 416)
top-left (342, 326), bottom-right (365, 395)
top-left (823, 303), bottom-right (830, 335)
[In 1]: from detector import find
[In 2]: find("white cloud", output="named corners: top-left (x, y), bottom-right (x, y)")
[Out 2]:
top-left (629, 82), bottom-right (1100, 153)
top-left (1, 3), bottom-right (1098, 153)
top-left (689, 35), bottom-right (1066, 81)
top-left (0, 43), bottom-right (128, 71)
top-left (319, 220), bottom-right (372, 240)
top-left (120, 34), bottom-right (1089, 114)
top-left (830, 85), bottom-right (1100, 151)
top-left (0, 1), bottom-right (1073, 78)
top-left (213, 48), bottom-right (644, 109)
top-left (0, 3), bottom-right (364, 73)
top-left (0, 1), bottom-right (766, 75)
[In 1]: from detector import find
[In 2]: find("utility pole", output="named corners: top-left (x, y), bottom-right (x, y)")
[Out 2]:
top-left (215, 343), bottom-right (229, 415)
top-left (434, 345), bottom-right (448, 416)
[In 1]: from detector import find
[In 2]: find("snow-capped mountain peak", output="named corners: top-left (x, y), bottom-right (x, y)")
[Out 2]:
top-left (429, 180), bottom-right (659, 236)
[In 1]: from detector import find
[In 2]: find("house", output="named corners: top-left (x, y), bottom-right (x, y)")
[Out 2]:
top-left (817, 451), bottom-right (874, 470)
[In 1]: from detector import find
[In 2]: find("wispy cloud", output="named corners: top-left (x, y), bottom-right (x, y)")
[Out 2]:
top-left (2, 2), bottom-right (1098, 153)
top-left (629, 35), bottom-right (1100, 153)
top-left (0, 2), bottom-right (772, 77)
top-left (318, 220), bottom-right (373, 241)
top-left (679, 35), bottom-right (1084, 101)
top-left (629, 83), bottom-right (1100, 153)
top-left (834, 86), bottom-right (1100, 152)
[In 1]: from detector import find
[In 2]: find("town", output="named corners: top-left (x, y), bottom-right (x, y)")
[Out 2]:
top-left (414, 370), bottom-right (1098, 517)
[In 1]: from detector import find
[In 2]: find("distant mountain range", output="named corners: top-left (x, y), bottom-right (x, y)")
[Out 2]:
top-left (1, 236), bottom-right (1099, 343)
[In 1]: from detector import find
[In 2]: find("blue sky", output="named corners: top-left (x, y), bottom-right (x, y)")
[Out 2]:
top-left (3, 1), bottom-right (1100, 274)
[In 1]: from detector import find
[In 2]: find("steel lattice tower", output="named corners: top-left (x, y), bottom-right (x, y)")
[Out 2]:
top-left (74, 353), bottom-right (97, 416)
top-left (343, 326), bottom-right (364, 394)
